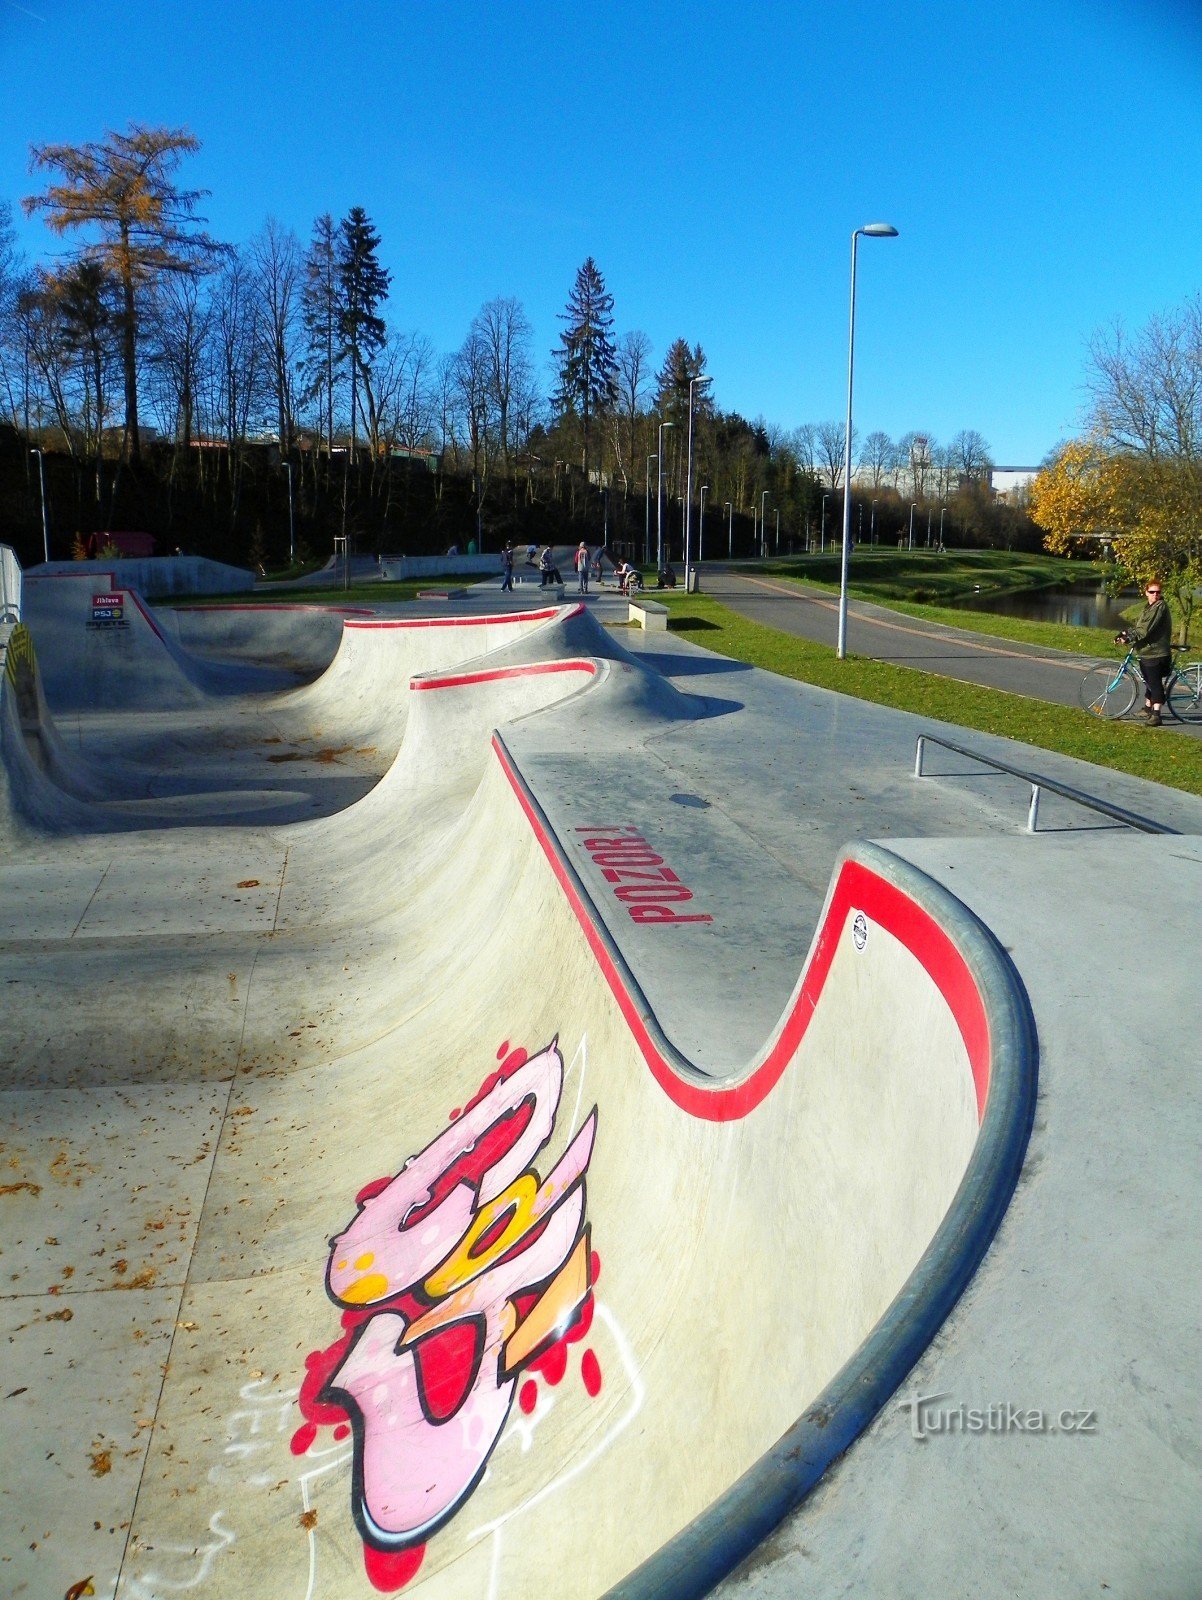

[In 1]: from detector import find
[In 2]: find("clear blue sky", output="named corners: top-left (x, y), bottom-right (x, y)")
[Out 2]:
top-left (2, 0), bottom-right (1199, 465)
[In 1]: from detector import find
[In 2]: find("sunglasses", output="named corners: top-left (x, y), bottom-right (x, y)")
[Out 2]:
top-left (1147, 588), bottom-right (1161, 595)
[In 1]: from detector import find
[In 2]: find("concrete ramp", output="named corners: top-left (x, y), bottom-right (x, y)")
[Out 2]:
top-left (0, 597), bottom-right (1036, 1600)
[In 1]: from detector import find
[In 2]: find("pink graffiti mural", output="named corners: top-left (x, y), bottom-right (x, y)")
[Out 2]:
top-left (294, 1038), bottom-right (601, 1591)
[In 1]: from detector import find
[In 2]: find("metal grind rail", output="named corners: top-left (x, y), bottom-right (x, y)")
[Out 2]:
top-left (914, 733), bottom-right (1178, 836)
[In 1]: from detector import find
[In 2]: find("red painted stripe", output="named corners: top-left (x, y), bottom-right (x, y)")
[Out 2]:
top-left (348, 603), bottom-right (580, 631)
top-left (412, 661), bottom-right (596, 692)
top-left (492, 738), bottom-right (990, 1125)
top-left (173, 604), bottom-right (374, 615)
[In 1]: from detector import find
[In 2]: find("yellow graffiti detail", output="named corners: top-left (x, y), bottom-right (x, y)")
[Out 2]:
top-left (341, 1272), bottom-right (390, 1305)
top-left (353, 1252), bottom-right (375, 1271)
top-left (424, 1172), bottom-right (540, 1299)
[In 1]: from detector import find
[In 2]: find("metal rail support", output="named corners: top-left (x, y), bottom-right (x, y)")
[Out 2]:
top-left (914, 733), bottom-right (1176, 835)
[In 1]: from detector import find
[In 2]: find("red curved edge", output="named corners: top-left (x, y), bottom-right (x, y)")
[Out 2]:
top-left (347, 603), bottom-right (584, 631)
top-left (492, 735), bottom-right (990, 1126)
top-left (412, 660), bottom-right (597, 692)
top-left (169, 604), bottom-right (375, 615)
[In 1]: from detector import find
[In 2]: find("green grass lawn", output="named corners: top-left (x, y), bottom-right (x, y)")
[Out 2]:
top-left (656, 593), bottom-right (1202, 797)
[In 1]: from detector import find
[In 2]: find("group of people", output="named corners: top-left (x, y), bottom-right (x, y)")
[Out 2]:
top-left (500, 542), bottom-right (633, 596)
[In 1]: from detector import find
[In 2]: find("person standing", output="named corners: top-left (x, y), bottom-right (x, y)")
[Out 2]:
top-left (501, 541), bottom-right (514, 592)
top-left (575, 541), bottom-right (590, 595)
top-left (1117, 579), bottom-right (1172, 726)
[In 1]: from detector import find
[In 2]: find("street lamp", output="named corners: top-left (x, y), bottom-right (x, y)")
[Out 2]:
top-left (760, 490), bottom-right (769, 557)
top-left (645, 454), bottom-right (657, 565)
top-left (30, 448), bottom-right (49, 563)
top-left (939, 505), bottom-right (946, 550)
top-left (656, 420), bottom-right (675, 574)
top-left (908, 502), bottom-right (917, 550)
top-left (282, 459), bottom-right (295, 567)
top-left (684, 374), bottom-right (712, 589)
top-left (926, 506), bottom-right (933, 548)
top-left (838, 221), bottom-right (899, 659)
top-left (699, 484), bottom-right (708, 566)
top-left (725, 501), bottom-right (733, 558)
top-left (821, 493), bottom-right (830, 551)
top-left (871, 498), bottom-right (878, 544)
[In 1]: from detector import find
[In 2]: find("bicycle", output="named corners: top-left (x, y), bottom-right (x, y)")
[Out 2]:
top-left (1078, 642), bottom-right (1202, 723)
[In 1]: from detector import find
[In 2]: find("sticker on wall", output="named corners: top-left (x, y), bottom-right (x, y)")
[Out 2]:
top-left (294, 1037), bottom-right (601, 1592)
top-left (852, 911), bottom-right (868, 951)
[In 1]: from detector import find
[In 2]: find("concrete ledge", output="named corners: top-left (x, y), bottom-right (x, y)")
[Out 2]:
top-left (630, 598), bottom-right (669, 630)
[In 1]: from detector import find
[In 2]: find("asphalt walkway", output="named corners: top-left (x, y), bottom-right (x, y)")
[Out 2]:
top-left (698, 565), bottom-right (1201, 734)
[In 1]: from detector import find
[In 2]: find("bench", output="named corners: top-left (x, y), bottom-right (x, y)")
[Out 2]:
top-left (629, 598), bottom-right (668, 631)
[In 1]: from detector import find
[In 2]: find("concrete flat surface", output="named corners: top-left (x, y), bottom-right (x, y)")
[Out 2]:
top-left (0, 568), bottom-right (1197, 1599)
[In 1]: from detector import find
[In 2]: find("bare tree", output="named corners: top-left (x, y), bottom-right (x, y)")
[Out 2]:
top-left (948, 428), bottom-right (993, 483)
top-left (612, 329), bottom-right (652, 493)
top-left (815, 419), bottom-right (855, 488)
top-left (249, 218), bottom-right (302, 451)
top-left (472, 296), bottom-right (532, 470)
top-left (1087, 296), bottom-right (1201, 462)
top-left (859, 430), bottom-right (893, 489)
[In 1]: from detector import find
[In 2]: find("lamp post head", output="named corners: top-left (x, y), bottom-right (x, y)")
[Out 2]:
top-left (859, 222), bottom-right (899, 238)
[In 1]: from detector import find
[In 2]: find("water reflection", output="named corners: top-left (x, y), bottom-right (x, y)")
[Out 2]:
top-left (957, 581), bottom-right (1136, 629)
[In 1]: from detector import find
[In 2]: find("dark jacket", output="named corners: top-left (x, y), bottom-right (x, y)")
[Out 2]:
top-left (1129, 598), bottom-right (1172, 660)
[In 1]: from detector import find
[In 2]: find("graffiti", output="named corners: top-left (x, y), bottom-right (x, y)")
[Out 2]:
top-left (295, 1037), bottom-right (599, 1589)
top-left (3, 622), bottom-right (39, 729)
top-left (576, 825), bottom-right (713, 925)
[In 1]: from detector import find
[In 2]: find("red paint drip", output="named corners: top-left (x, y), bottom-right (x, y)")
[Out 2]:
top-left (496, 1039), bottom-right (510, 1061)
top-left (581, 1348), bottom-right (602, 1397)
top-left (363, 1542), bottom-right (425, 1592)
top-left (532, 1337), bottom-right (568, 1386)
top-left (590, 1250), bottom-right (602, 1285)
top-left (518, 1378), bottom-right (538, 1415)
top-left (334, 1423), bottom-right (350, 1441)
top-left (290, 1421), bottom-right (317, 1456)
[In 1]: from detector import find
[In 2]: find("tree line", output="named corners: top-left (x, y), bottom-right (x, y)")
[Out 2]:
top-left (0, 122), bottom-right (1032, 569)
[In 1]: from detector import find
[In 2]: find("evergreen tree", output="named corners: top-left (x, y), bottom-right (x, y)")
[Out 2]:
top-left (301, 214), bottom-right (340, 455)
top-left (338, 206), bottom-right (390, 455)
top-left (553, 257), bottom-right (618, 484)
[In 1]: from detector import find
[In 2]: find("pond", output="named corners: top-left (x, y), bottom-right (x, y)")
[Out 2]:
top-left (955, 581), bottom-right (1137, 630)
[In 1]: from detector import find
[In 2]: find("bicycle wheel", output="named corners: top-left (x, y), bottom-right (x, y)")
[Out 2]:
top-left (1078, 663), bottom-right (1138, 719)
top-left (1167, 663), bottom-right (1202, 724)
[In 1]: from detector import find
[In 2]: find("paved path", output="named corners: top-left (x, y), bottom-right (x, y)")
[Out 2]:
top-left (700, 566), bottom-right (1201, 734)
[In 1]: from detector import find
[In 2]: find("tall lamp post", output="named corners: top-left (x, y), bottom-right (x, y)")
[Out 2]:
top-left (698, 484), bottom-right (708, 565)
top-left (645, 454), bottom-right (657, 565)
top-left (908, 502), bottom-right (917, 550)
top-left (760, 490), bottom-right (769, 557)
top-left (939, 505), bottom-right (946, 549)
top-left (725, 501), bottom-right (733, 558)
top-left (821, 493), bottom-right (829, 551)
top-left (282, 460), bottom-right (295, 566)
top-left (837, 221), bottom-right (899, 659)
top-left (871, 498), bottom-right (878, 544)
top-left (30, 448), bottom-right (49, 563)
top-left (684, 374), bottom-right (711, 589)
top-left (656, 420), bottom-right (675, 574)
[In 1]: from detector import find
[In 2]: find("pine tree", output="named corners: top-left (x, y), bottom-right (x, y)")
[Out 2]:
top-left (301, 215), bottom-right (340, 456)
top-left (553, 257), bottom-right (618, 484)
top-left (338, 207), bottom-right (390, 456)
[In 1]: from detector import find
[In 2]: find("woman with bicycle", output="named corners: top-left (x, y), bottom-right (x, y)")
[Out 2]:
top-left (1116, 580), bottom-right (1172, 726)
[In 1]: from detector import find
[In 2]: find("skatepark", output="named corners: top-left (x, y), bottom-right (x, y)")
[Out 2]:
top-left (0, 551), bottom-right (1198, 1600)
